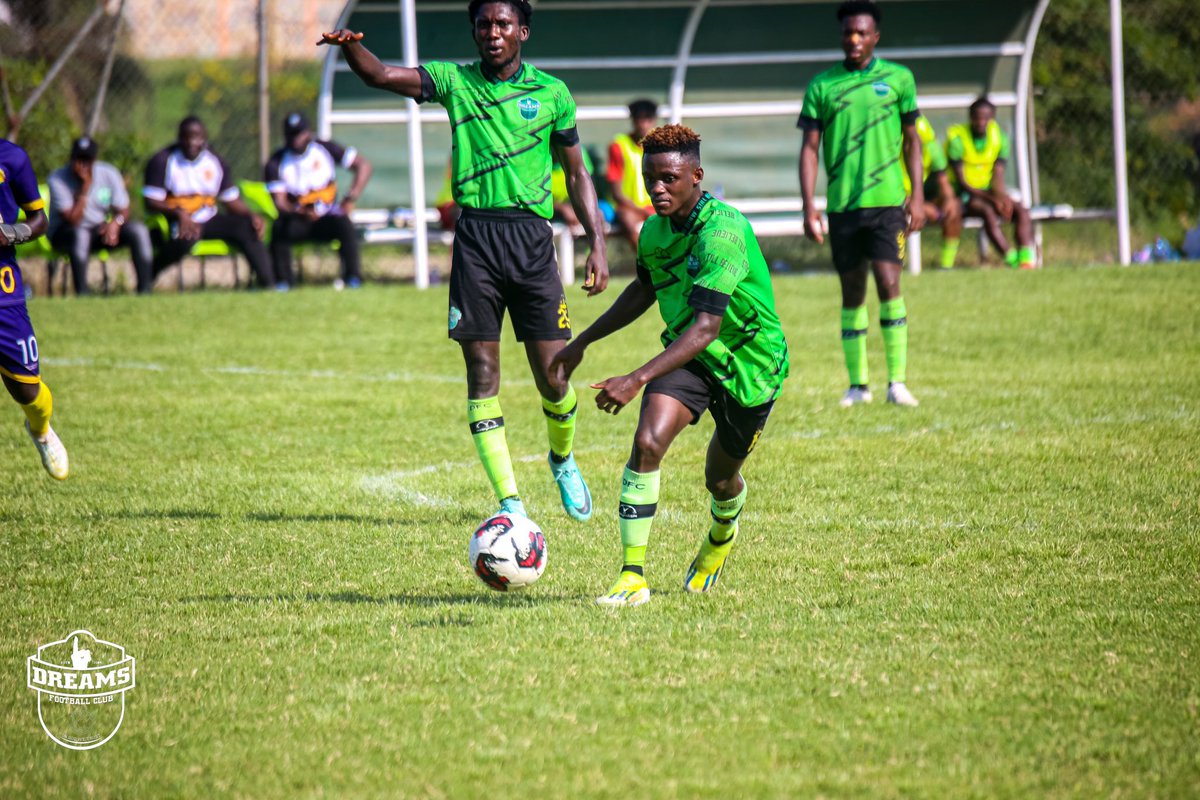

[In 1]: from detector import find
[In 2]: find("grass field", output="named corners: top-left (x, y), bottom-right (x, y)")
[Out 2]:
top-left (1, 263), bottom-right (1198, 798)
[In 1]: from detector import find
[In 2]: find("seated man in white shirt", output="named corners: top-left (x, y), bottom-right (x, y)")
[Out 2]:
top-left (143, 117), bottom-right (274, 288)
top-left (265, 112), bottom-right (373, 289)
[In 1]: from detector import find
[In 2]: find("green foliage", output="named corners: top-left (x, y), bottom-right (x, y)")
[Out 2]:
top-left (1034, 0), bottom-right (1200, 231)
top-left (0, 60), bottom-right (76, 179)
top-left (1, 268), bottom-right (1198, 797)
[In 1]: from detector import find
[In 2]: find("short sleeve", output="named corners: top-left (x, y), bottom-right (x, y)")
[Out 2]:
top-left (420, 62), bottom-right (457, 104)
top-left (690, 218), bottom-right (750, 315)
top-left (143, 149), bottom-right (168, 200)
top-left (927, 140), bottom-right (948, 174)
top-left (554, 84), bottom-right (577, 132)
top-left (897, 68), bottom-right (919, 118)
top-left (798, 81), bottom-right (824, 130)
top-left (7, 145), bottom-right (43, 212)
top-left (945, 134), bottom-right (964, 163)
top-left (216, 155), bottom-right (239, 203)
top-left (47, 170), bottom-right (74, 216)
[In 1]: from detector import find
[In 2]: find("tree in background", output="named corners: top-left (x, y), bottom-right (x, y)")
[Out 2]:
top-left (1034, 0), bottom-right (1200, 232)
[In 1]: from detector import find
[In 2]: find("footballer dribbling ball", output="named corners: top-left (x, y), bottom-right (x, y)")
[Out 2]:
top-left (469, 513), bottom-right (547, 591)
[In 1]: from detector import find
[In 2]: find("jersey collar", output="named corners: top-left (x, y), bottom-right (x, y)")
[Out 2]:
top-left (672, 191), bottom-right (713, 234)
top-left (480, 61), bottom-right (526, 84)
top-left (842, 56), bottom-right (877, 73)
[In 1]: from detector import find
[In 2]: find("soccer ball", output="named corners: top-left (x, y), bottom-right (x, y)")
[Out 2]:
top-left (469, 513), bottom-right (547, 591)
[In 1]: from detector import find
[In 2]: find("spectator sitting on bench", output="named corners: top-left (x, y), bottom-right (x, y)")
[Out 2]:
top-left (143, 117), bottom-right (275, 288)
top-left (266, 112), bottom-right (373, 290)
top-left (551, 146), bottom-right (607, 237)
top-left (48, 136), bottom-right (154, 294)
top-left (947, 97), bottom-right (1036, 270)
top-left (606, 99), bottom-right (657, 251)
top-left (905, 116), bottom-right (962, 269)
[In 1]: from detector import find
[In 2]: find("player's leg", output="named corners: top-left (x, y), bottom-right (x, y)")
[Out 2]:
top-left (831, 211), bottom-right (872, 407)
top-left (268, 213), bottom-right (306, 288)
top-left (65, 227), bottom-right (93, 296)
top-left (1012, 202), bottom-right (1036, 269)
top-left (315, 213), bottom-right (362, 285)
top-left (613, 204), bottom-right (645, 251)
top-left (204, 214), bottom-right (275, 288)
top-left (525, 338), bottom-right (591, 521)
top-left (966, 196), bottom-right (1010, 263)
top-left (119, 221), bottom-right (155, 294)
top-left (868, 208), bottom-right (917, 407)
top-left (597, 386), bottom-right (697, 607)
top-left (940, 195), bottom-right (964, 269)
top-left (684, 387), bottom-right (772, 593)
top-left (449, 211), bottom-right (521, 515)
top-left (1, 306), bottom-right (67, 479)
top-left (505, 213), bottom-right (592, 522)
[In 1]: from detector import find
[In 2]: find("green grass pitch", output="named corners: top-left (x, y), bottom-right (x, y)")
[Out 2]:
top-left (1, 263), bottom-right (1197, 798)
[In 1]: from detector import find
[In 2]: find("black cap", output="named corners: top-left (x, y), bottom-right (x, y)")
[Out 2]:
top-left (283, 112), bottom-right (310, 140)
top-left (71, 136), bottom-right (98, 161)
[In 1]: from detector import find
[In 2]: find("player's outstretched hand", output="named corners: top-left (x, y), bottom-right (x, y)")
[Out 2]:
top-left (318, 30), bottom-right (364, 46)
top-left (581, 250), bottom-right (608, 297)
top-left (803, 209), bottom-right (825, 245)
top-left (177, 216), bottom-right (202, 242)
top-left (550, 341), bottom-right (585, 383)
top-left (590, 373), bottom-right (641, 415)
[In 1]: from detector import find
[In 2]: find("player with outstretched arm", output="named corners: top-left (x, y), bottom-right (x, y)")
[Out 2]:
top-left (320, 0), bottom-right (609, 523)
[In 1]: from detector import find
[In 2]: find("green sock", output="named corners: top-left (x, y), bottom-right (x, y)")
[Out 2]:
top-left (841, 306), bottom-right (869, 387)
top-left (940, 238), bottom-right (959, 269)
top-left (542, 385), bottom-right (577, 460)
top-left (618, 466), bottom-right (659, 571)
top-left (467, 396), bottom-right (518, 503)
top-left (1018, 245), bottom-right (1035, 266)
top-left (880, 298), bottom-right (908, 384)
top-left (709, 479), bottom-right (747, 544)
top-left (1004, 249), bottom-right (1019, 267)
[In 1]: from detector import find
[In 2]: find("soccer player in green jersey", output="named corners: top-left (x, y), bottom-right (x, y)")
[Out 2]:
top-left (320, 0), bottom-right (609, 523)
top-left (552, 125), bottom-right (790, 607)
top-left (799, 0), bottom-right (925, 408)
top-left (947, 97), bottom-right (1036, 270)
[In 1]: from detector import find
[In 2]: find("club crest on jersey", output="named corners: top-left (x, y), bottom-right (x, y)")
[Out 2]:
top-left (518, 98), bottom-right (540, 120)
top-left (872, 82), bottom-right (890, 97)
top-left (687, 253), bottom-right (701, 277)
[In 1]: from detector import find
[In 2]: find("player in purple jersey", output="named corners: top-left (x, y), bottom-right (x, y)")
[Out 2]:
top-left (0, 138), bottom-right (69, 479)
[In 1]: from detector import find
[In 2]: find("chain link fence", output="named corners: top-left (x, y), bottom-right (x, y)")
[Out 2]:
top-left (1, 0), bottom-right (1196, 286)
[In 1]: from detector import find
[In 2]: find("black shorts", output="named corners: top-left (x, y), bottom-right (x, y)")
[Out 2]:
top-left (827, 206), bottom-right (908, 272)
top-left (448, 208), bottom-right (570, 342)
top-left (644, 361), bottom-right (775, 460)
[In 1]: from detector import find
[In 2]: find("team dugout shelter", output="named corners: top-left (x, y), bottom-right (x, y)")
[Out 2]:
top-left (319, 0), bottom-right (1057, 287)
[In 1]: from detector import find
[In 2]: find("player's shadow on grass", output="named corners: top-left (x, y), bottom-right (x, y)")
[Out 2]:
top-left (181, 590), bottom-right (574, 608)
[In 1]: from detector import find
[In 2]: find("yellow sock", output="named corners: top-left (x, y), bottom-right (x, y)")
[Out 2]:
top-left (20, 381), bottom-right (53, 436)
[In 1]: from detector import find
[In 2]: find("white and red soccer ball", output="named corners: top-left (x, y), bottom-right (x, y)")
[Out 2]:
top-left (469, 513), bottom-right (547, 591)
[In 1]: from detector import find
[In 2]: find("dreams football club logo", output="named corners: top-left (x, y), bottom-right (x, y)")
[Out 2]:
top-left (518, 98), bottom-right (540, 120)
top-left (872, 82), bottom-right (890, 97)
top-left (27, 630), bottom-right (136, 750)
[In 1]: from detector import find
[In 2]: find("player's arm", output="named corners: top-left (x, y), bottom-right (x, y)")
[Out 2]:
top-left (902, 121), bottom-right (926, 234)
top-left (552, 138), bottom-right (609, 296)
top-left (56, 167), bottom-right (91, 227)
top-left (798, 124), bottom-right (824, 245)
top-left (0, 208), bottom-right (46, 245)
top-left (1, 147), bottom-right (48, 245)
top-left (341, 152), bottom-right (373, 213)
top-left (317, 31), bottom-right (425, 98)
top-left (935, 171), bottom-right (960, 221)
top-left (551, 277), bottom-right (656, 382)
top-left (592, 309), bottom-right (722, 414)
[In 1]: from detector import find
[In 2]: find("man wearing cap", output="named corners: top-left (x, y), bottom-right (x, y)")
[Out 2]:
top-left (47, 136), bottom-right (153, 295)
top-left (265, 112), bottom-right (373, 289)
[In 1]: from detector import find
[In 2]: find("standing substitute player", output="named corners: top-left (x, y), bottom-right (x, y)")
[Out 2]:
top-left (320, 0), bottom-right (609, 521)
top-left (0, 138), bottom-right (68, 479)
top-left (799, 0), bottom-right (925, 408)
top-left (552, 126), bottom-right (789, 606)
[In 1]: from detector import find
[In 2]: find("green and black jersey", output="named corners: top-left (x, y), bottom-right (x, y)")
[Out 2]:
top-left (798, 57), bottom-right (920, 212)
top-left (636, 193), bottom-right (790, 408)
top-left (418, 61), bottom-right (579, 220)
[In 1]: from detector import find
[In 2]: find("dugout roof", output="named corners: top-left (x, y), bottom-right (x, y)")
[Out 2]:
top-left (319, 0), bottom-right (1051, 285)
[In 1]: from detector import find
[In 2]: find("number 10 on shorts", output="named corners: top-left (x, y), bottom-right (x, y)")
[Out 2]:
top-left (16, 335), bottom-right (37, 366)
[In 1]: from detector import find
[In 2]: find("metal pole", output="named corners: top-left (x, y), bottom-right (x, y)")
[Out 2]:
top-left (401, 0), bottom-right (430, 289)
top-left (1110, 0), bottom-right (1132, 265)
top-left (258, 0), bottom-right (271, 169)
top-left (87, 0), bottom-right (126, 137)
